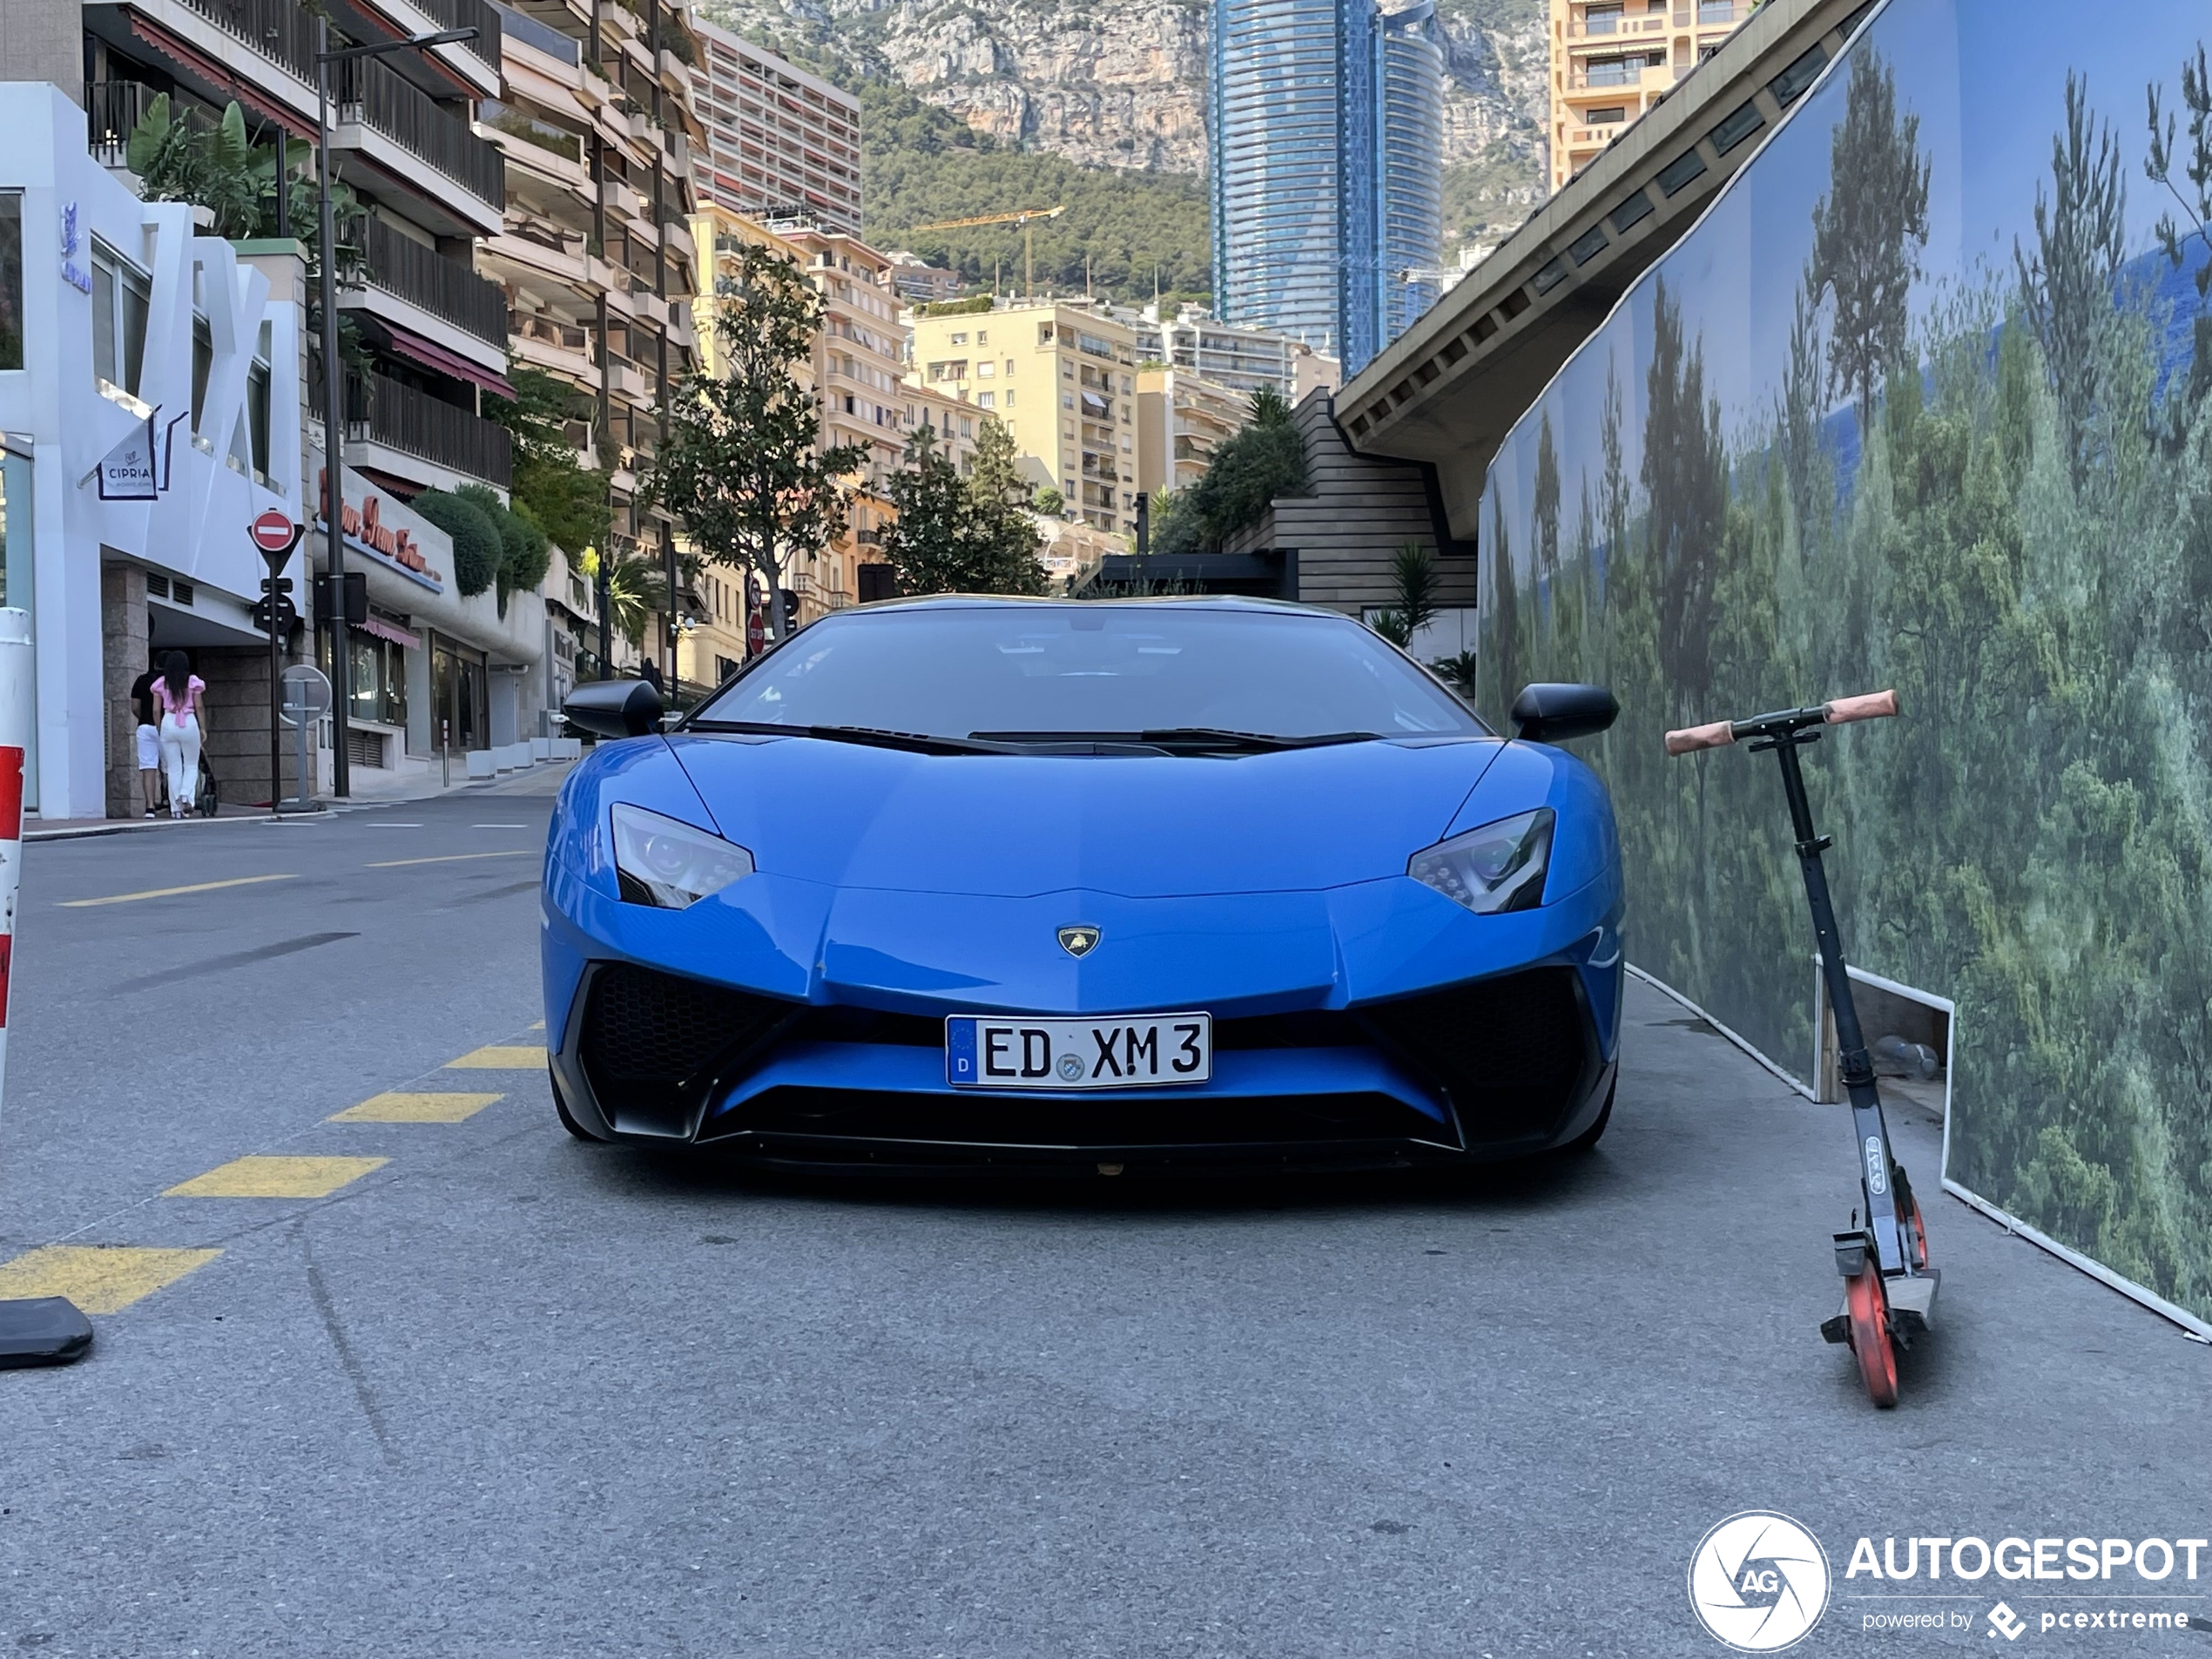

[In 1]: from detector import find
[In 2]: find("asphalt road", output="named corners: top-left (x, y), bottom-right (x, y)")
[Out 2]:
top-left (2, 783), bottom-right (2208, 1657)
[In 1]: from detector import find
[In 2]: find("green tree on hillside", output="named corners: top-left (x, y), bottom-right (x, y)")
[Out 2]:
top-left (862, 84), bottom-right (1211, 305)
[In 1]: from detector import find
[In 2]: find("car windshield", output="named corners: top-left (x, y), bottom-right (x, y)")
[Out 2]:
top-left (688, 604), bottom-right (1487, 744)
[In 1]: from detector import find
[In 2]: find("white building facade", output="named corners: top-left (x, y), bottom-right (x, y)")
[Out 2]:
top-left (0, 84), bottom-right (302, 821)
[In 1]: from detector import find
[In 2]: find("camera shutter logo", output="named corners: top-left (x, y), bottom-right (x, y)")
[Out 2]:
top-left (1687, 1512), bottom-right (1831, 1652)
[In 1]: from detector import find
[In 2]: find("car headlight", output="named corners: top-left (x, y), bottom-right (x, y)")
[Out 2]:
top-left (1407, 808), bottom-right (1554, 914)
top-left (610, 803), bottom-right (754, 909)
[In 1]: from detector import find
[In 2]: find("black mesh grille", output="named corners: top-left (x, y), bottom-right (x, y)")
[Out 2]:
top-left (579, 965), bottom-right (794, 1131)
top-left (1355, 967), bottom-right (1592, 1143)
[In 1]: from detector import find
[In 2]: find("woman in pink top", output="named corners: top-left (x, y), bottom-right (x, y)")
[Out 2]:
top-left (152, 651), bottom-right (206, 819)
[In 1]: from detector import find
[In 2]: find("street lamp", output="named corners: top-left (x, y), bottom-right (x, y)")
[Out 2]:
top-left (314, 22), bottom-right (477, 797)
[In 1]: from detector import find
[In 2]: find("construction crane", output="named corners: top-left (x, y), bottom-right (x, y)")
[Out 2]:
top-left (908, 206), bottom-right (1066, 300)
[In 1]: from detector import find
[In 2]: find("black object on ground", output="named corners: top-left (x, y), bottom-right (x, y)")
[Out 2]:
top-left (0, 1297), bottom-right (93, 1368)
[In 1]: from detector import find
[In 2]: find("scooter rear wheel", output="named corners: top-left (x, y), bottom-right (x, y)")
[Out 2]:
top-left (1845, 1264), bottom-right (1898, 1407)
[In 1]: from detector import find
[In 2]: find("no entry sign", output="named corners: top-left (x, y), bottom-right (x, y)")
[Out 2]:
top-left (251, 509), bottom-right (299, 553)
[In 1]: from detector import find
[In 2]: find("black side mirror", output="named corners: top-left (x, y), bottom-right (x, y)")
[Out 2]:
top-left (564, 677), bottom-right (664, 739)
top-left (1510, 682), bottom-right (1618, 745)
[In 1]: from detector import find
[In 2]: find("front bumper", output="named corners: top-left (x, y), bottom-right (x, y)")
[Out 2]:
top-left (545, 952), bottom-right (1619, 1174)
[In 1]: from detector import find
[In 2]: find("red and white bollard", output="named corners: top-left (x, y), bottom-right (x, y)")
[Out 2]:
top-left (0, 607), bottom-right (92, 1366)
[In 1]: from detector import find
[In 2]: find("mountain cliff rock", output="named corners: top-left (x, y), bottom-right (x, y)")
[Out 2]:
top-left (696, 0), bottom-right (1548, 249)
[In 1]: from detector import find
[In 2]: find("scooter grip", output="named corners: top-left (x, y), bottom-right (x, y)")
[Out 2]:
top-left (1824, 689), bottom-right (1899, 725)
top-left (1663, 720), bottom-right (1736, 756)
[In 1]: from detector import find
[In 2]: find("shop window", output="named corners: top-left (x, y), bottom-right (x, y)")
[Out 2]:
top-left (0, 193), bottom-right (21, 372)
top-left (246, 352), bottom-right (273, 483)
top-left (191, 317), bottom-right (212, 435)
top-left (91, 242), bottom-right (151, 397)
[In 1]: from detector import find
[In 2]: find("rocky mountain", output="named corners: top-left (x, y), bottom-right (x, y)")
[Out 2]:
top-left (696, 0), bottom-right (1548, 257)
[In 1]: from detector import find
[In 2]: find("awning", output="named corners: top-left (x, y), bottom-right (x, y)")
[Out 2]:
top-left (128, 17), bottom-right (318, 142)
top-left (358, 614), bottom-right (421, 650)
top-left (365, 318), bottom-right (518, 401)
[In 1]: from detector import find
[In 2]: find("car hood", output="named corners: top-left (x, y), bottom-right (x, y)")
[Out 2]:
top-left (662, 732), bottom-right (1510, 899)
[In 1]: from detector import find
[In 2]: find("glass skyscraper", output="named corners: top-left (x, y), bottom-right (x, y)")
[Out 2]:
top-left (1209, 0), bottom-right (1443, 375)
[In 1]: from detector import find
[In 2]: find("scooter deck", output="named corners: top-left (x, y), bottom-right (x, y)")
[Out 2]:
top-left (1820, 1269), bottom-right (1939, 1345)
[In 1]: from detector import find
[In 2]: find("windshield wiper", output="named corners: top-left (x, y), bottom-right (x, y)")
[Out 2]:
top-left (686, 720), bottom-right (1014, 755)
top-left (970, 727), bottom-right (1385, 752)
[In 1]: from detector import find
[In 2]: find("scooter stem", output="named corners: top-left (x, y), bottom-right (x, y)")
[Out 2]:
top-left (1765, 732), bottom-right (1910, 1277)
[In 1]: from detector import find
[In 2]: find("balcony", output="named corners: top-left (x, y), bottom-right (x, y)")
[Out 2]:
top-left (334, 56), bottom-right (505, 222)
top-left (175, 0), bottom-right (316, 84)
top-left (402, 0), bottom-right (504, 72)
top-left (1568, 57), bottom-right (1663, 89)
top-left (86, 81), bottom-right (152, 169)
top-left (358, 216), bottom-right (507, 347)
top-left (512, 314), bottom-right (596, 381)
top-left (1567, 9), bottom-right (1669, 37)
top-left (325, 370), bottom-right (513, 487)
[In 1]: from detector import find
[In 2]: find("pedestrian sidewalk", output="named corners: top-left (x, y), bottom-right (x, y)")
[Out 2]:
top-left (23, 759), bottom-right (576, 841)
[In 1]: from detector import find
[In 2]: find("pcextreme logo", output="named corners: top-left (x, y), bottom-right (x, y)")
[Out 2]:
top-left (1688, 1512), bottom-right (1831, 1652)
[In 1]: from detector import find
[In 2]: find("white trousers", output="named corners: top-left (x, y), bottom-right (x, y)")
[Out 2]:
top-left (158, 712), bottom-right (200, 813)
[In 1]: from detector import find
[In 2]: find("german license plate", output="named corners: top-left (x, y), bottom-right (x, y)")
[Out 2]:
top-left (945, 1013), bottom-right (1212, 1089)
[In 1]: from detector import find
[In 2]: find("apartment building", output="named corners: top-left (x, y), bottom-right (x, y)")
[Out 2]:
top-left (908, 300), bottom-right (1142, 538)
top-left (772, 219), bottom-right (905, 622)
top-left (688, 18), bottom-right (862, 239)
top-left (71, 0), bottom-right (578, 792)
top-left (1548, 0), bottom-right (1759, 189)
top-left (482, 0), bottom-right (705, 690)
top-left (1143, 306), bottom-right (1342, 401)
top-left (1135, 368), bottom-right (1248, 500)
top-left (690, 206), bottom-right (904, 625)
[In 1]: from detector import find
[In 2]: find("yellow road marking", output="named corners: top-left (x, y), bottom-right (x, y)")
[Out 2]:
top-left (445, 1045), bottom-right (547, 1069)
top-left (366, 850), bottom-right (533, 868)
top-left (58, 873), bottom-right (297, 907)
top-left (0, 1245), bottom-right (221, 1313)
top-left (330, 1091), bottom-right (502, 1123)
top-left (164, 1155), bottom-right (388, 1198)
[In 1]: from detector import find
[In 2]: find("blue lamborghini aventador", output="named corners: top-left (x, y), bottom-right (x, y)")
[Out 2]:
top-left (543, 597), bottom-right (1624, 1170)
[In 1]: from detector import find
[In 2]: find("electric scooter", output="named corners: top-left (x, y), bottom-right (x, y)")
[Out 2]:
top-left (1665, 691), bottom-right (1936, 1407)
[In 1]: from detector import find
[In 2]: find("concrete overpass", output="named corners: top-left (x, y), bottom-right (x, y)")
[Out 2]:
top-left (1337, 0), bottom-right (1877, 539)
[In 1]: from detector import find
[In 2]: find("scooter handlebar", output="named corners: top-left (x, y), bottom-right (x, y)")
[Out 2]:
top-left (1824, 689), bottom-right (1899, 725)
top-left (1664, 689), bottom-right (1898, 757)
top-left (1663, 720), bottom-right (1736, 756)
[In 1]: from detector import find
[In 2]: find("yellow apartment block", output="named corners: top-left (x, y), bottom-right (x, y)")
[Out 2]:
top-left (907, 300), bottom-right (1142, 540)
top-left (1548, 0), bottom-right (1759, 191)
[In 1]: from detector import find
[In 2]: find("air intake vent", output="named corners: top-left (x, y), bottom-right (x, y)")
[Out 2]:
top-left (1357, 967), bottom-right (1593, 1143)
top-left (579, 963), bottom-right (793, 1136)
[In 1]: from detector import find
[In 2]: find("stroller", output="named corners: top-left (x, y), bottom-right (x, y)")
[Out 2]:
top-left (156, 752), bottom-right (221, 819)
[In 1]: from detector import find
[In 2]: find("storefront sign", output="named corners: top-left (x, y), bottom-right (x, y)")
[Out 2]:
top-left (94, 408), bottom-right (190, 501)
top-left (58, 203), bottom-right (90, 295)
top-left (313, 469), bottom-right (446, 594)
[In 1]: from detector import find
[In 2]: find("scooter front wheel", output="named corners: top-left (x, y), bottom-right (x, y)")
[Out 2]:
top-left (1845, 1264), bottom-right (1898, 1407)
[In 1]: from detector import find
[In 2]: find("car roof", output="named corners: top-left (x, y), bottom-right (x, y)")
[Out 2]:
top-left (838, 594), bottom-right (1345, 618)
